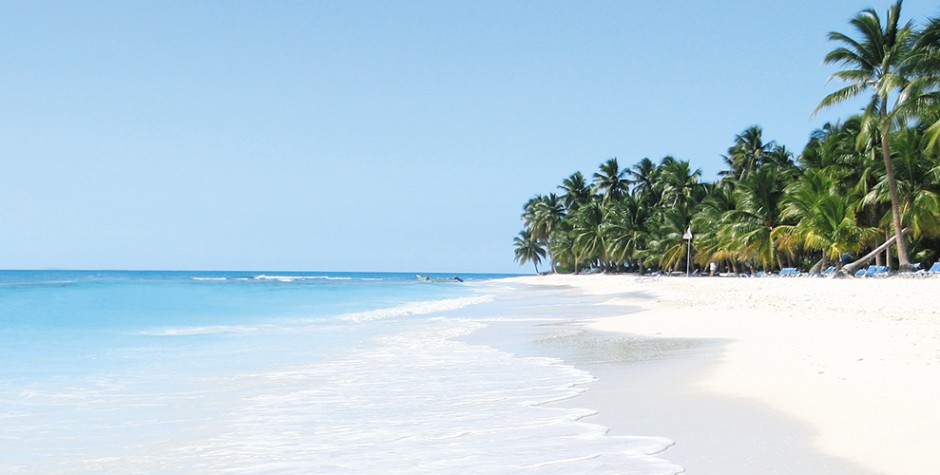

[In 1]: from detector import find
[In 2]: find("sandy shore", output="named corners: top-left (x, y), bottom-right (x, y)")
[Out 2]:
top-left (504, 274), bottom-right (940, 474)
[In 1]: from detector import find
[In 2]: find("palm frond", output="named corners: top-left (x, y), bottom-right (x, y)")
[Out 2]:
top-left (815, 83), bottom-right (868, 114)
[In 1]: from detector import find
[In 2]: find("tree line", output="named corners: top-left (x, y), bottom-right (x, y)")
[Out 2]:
top-left (514, 1), bottom-right (940, 275)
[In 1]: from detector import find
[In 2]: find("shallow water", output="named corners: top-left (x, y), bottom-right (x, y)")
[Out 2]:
top-left (0, 271), bottom-right (680, 474)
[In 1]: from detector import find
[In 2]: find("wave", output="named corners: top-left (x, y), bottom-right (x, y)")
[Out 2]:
top-left (143, 318), bottom-right (681, 474)
top-left (339, 295), bottom-right (495, 322)
top-left (137, 324), bottom-right (276, 337)
top-left (139, 295), bottom-right (495, 337)
top-left (253, 274), bottom-right (353, 282)
top-left (191, 277), bottom-right (228, 281)
top-left (0, 280), bottom-right (80, 289)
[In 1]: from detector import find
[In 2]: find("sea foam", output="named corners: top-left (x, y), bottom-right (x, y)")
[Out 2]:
top-left (253, 274), bottom-right (352, 282)
top-left (0, 271), bottom-right (681, 474)
top-left (6, 318), bottom-right (679, 474)
top-left (338, 295), bottom-right (495, 322)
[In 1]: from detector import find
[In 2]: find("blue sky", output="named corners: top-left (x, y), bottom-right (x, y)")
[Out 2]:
top-left (1, 1), bottom-right (938, 273)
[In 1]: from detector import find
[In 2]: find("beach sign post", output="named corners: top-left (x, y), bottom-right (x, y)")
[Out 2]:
top-left (683, 226), bottom-right (693, 276)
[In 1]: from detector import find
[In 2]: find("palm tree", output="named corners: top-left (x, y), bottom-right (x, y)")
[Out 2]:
top-left (723, 166), bottom-right (787, 270)
top-left (521, 194), bottom-right (565, 272)
top-left (658, 157), bottom-right (706, 208)
top-left (513, 230), bottom-right (546, 273)
top-left (815, 0), bottom-right (916, 270)
top-left (592, 158), bottom-right (629, 204)
top-left (603, 194), bottom-right (647, 271)
top-left (900, 14), bottom-right (940, 150)
top-left (776, 169), bottom-right (878, 270)
top-left (721, 125), bottom-right (773, 182)
top-left (647, 203), bottom-right (695, 272)
top-left (874, 127), bottom-right (940, 241)
top-left (557, 172), bottom-right (592, 212)
top-left (691, 184), bottom-right (737, 269)
top-left (800, 118), bottom-right (865, 172)
top-left (626, 158), bottom-right (658, 197)
top-left (571, 201), bottom-right (607, 271)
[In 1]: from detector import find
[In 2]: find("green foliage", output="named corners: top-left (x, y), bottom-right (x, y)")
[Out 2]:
top-left (513, 229), bottom-right (546, 273)
top-left (816, 0), bottom-right (918, 268)
top-left (514, 3), bottom-right (940, 274)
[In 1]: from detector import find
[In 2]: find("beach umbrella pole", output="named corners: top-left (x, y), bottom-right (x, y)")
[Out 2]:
top-left (683, 227), bottom-right (693, 276)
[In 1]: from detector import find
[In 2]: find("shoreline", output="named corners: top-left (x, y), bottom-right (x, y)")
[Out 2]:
top-left (490, 274), bottom-right (939, 474)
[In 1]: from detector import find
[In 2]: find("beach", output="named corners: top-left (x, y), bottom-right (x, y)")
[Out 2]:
top-left (500, 274), bottom-right (940, 474)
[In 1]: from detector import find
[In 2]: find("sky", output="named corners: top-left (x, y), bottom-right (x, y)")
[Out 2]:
top-left (2, 1), bottom-right (938, 274)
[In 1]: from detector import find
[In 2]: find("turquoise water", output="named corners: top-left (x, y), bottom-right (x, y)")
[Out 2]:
top-left (0, 271), bottom-right (679, 474)
top-left (0, 271), bottom-right (475, 380)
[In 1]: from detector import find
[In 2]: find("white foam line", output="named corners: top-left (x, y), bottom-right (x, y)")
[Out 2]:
top-left (253, 275), bottom-right (352, 282)
top-left (339, 295), bottom-right (495, 322)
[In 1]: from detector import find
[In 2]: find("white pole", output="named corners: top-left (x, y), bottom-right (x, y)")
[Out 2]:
top-left (686, 239), bottom-right (691, 276)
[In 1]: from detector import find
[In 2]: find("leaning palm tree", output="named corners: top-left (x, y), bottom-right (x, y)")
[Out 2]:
top-left (815, 0), bottom-right (916, 270)
top-left (513, 230), bottom-right (547, 274)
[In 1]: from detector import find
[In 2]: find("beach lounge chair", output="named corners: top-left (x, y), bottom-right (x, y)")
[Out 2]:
top-left (854, 265), bottom-right (889, 277)
top-left (779, 267), bottom-right (800, 277)
top-left (926, 262), bottom-right (940, 276)
top-left (870, 266), bottom-right (890, 277)
top-left (855, 265), bottom-right (876, 277)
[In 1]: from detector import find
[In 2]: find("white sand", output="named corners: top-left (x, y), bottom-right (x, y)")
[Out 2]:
top-left (506, 274), bottom-right (940, 475)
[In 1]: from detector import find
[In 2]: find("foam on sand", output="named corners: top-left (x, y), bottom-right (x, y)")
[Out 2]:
top-left (5, 317), bottom-right (682, 474)
top-left (339, 295), bottom-right (495, 322)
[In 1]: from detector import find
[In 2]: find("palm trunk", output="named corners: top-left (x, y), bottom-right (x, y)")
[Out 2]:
top-left (547, 239), bottom-right (557, 274)
top-left (883, 229), bottom-right (890, 268)
top-left (838, 229), bottom-right (909, 277)
top-left (809, 256), bottom-right (825, 275)
top-left (880, 101), bottom-right (912, 270)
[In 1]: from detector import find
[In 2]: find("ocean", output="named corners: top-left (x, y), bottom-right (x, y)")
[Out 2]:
top-left (0, 270), bottom-right (679, 474)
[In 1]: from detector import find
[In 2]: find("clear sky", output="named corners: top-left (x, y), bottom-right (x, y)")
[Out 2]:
top-left (2, 1), bottom-right (938, 274)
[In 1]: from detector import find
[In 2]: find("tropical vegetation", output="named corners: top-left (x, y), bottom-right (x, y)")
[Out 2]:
top-left (514, 1), bottom-right (940, 275)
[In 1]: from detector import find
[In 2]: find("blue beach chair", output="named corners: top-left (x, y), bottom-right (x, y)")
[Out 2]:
top-left (926, 262), bottom-right (940, 276)
top-left (855, 265), bottom-right (876, 277)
